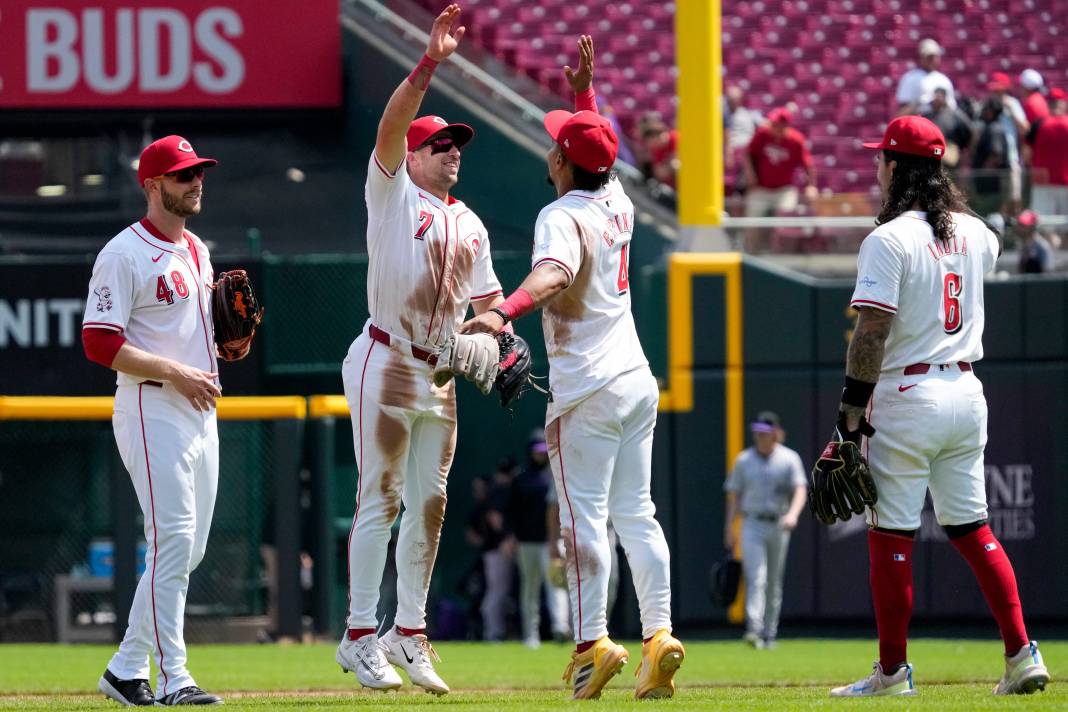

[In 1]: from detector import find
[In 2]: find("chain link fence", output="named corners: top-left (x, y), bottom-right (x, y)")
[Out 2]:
top-left (0, 418), bottom-right (278, 643)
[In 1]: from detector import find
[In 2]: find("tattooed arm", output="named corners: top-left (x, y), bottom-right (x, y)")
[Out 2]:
top-left (840, 307), bottom-right (894, 428)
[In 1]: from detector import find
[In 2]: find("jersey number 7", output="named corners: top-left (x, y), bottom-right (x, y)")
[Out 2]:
top-left (943, 272), bottom-right (962, 334)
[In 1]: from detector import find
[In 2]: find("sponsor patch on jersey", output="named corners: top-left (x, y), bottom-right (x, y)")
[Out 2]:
top-left (893, 553), bottom-right (907, 562)
top-left (94, 286), bottom-right (113, 312)
top-left (984, 542), bottom-right (998, 552)
top-left (859, 276), bottom-right (877, 287)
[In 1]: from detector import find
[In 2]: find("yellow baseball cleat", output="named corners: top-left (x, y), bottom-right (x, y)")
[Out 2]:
top-left (634, 629), bottom-right (685, 699)
top-left (562, 636), bottom-right (629, 700)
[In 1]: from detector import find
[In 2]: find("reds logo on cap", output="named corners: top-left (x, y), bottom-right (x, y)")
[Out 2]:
top-left (177, 140), bottom-right (194, 153)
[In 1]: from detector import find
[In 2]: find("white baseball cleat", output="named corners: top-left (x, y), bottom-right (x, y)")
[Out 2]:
top-left (380, 627), bottom-right (450, 695)
top-left (993, 641), bottom-right (1050, 695)
top-left (336, 633), bottom-right (403, 690)
top-left (830, 662), bottom-right (916, 697)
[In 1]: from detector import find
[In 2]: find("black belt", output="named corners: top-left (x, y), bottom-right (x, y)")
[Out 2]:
top-left (142, 381), bottom-right (163, 388)
top-left (748, 513), bottom-right (779, 523)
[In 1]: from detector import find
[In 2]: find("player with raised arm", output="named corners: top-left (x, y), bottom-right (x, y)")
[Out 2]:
top-left (84, 135), bottom-right (225, 706)
top-left (813, 116), bottom-right (1051, 697)
top-left (334, 4), bottom-right (508, 696)
top-left (460, 36), bottom-right (684, 701)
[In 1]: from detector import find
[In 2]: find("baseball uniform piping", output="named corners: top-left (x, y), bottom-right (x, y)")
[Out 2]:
top-left (434, 211), bottom-right (467, 345)
top-left (82, 322), bottom-right (124, 333)
top-left (533, 257), bottom-right (575, 286)
top-left (138, 384), bottom-right (169, 696)
top-left (555, 417), bottom-right (583, 638)
top-left (372, 151), bottom-right (399, 179)
top-left (423, 202), bottom-right (450, 345)
top-left (851, 299), bottom-right (898, 313)
top-left (470, 289), bottom-right (503, 301)
top-left (345, 339), bottom-right (377, 623)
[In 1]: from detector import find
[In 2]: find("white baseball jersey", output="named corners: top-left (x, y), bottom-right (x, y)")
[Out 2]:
top-left (532, 176), bottom-right (648, 419)
top-left (850, 210), bottom-right (1000, 373)
top-left (365, 152), bottom-right (502, 349)
top-left (83, 219), bottom-right (218, 385)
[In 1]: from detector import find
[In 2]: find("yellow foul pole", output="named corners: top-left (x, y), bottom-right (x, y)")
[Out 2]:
top-left (676, 0), bottom-right (724, 233)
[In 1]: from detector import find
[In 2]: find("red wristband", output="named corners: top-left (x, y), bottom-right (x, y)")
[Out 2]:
top-left (407, 54), bottom-right (439, 91)
top-left (497, 288), bottom-right (535, 323)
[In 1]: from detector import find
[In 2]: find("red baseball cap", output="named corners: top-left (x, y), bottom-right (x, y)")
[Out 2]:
top-left (1050, 87), bottom-right (1067, 101)
top-left (988, 72), bottom-right (1012, 91)
top-left (543, 110), bottom-right (619, 173)
top-left (406, 115), bottom-right (474, 151)
top-left (767, 107), bottom-right (793, 124)
top-left (137, 135), bottom-right (217, 184)
top-left (1017, 210), bottom-right (1039, 227)
top-left (862, 115), bottom-right (947, 160)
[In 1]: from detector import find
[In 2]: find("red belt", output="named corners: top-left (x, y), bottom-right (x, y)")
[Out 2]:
top-left (903, 362), bottom-right (972, 376)
top-left (369, 324), bottom-right (438, 366)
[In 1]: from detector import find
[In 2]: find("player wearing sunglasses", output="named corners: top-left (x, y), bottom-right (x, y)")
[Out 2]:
top-left (334, 3), bottom-right (508, 696)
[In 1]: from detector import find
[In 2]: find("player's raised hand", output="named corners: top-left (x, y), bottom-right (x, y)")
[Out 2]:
top-left (426, 4), bottom-right (466, 62)
top-left (563, 35), bottom-right (594, 93)
top-left (171, 364), bottom-right (222, 411)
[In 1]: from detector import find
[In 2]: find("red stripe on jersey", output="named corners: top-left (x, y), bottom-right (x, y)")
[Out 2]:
top-left (372, 151), bottom-right (398, 179)
top-left (533, 257), bottom-right (575, 286)
top-left (470, 290), bottom-right (503, 301)
top-left (424, 203), bottom-right (451, 345)
top-left (851, 299), bottom-right (897, 313)
top-left (82, 321), bottom-right (124, 333)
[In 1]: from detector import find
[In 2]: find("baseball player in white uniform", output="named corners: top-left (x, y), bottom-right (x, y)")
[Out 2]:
top-left (826, 116), bottom-right (1050, 697)
top-left (460, 36), bottom-right (683, 701)
top-left (83, 135), bottom-right (224, 706)
top-left (335, 5), bottom-right (505, 695)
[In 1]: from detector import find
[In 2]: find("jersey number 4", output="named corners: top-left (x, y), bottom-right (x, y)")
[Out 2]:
top-left (616, 244), bottom-right (630, 295)
top-left (943, 272), bottom-right (962, 334)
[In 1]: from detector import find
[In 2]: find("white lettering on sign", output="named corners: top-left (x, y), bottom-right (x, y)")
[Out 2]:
top-left (0, 299), bottom-right (85, 348)
top-left (25, 7), bottom-right (244, 95)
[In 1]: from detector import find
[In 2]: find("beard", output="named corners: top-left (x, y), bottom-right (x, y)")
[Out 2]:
top-left (161, 184), bottom-right (200, 218)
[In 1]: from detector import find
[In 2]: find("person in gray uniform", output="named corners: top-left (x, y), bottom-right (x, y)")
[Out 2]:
top-left (723, 411), bottom-right (807, 648)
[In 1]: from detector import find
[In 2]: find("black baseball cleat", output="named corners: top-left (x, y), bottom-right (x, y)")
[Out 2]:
top-left (98, 668), bottom-right (154, 706)
top-left (155, 686), bottom-right (223, 705)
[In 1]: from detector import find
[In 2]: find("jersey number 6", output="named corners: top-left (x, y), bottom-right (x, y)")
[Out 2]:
top-left (943, 272), bottom-right (962, 334)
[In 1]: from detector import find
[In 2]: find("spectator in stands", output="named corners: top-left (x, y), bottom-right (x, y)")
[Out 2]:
top-left (641, 119), bottom-right (679, 188)
top-left (1015, 210), bottom-right (1054, 273)
top-left (743, 107), bottom-right (818, 253)
top-left (1051, 88), bottom-right (1068, 116)
top-left (725, 85), bottom-right (763, 192)
top-left (509, 430), bottom-right (569, 648)
top-left (1029, 95), bottom-right (1068, 223)
top-left (972, 98), bottom-right (1011, 213)
top-left (1019, 69), bottom-right (1050, 124)
top-left (988, 73), bottom-right (1028, 213)
top-left (895, 38), bottom-right (956, 116)
top-left (923, 88), bottom-right (974, 169)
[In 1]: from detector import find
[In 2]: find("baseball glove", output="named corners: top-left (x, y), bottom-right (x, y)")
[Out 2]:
top-left (494, 331), bottom-right (532, 408)
top-left (212, 269), bottom-right (264, 362)
top-left (810, 413), bottom-right (878, 524)
top-left (432, 333), bottom-right (500, 394)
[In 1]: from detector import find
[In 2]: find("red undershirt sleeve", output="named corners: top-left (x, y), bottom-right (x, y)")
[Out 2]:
top-left (83, 327), bottom-right (127, 368)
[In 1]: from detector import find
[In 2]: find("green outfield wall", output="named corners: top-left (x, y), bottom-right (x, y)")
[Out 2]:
top-left (1, 254), bottom-right (1065, 640)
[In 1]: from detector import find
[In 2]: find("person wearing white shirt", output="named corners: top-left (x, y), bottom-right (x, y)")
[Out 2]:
top-left (895, 38), bottom-right (956, 116)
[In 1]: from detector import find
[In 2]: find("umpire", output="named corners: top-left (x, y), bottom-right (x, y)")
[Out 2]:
top-left (723, 412), bottom-right (807, 648)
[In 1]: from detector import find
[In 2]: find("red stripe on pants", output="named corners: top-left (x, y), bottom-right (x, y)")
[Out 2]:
top-left (138, 384), bottom-right (169, 695)
top-left (555, 418), bottom-right (583, 639)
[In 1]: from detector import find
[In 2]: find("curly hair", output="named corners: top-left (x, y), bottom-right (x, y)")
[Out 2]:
top-left (876, 150), bottom-right (969, 244)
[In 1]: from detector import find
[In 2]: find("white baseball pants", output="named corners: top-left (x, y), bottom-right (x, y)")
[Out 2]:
top-left (108, 382), bottom-right (218, 697)
top-left (545, 367), bottom-right (673, 642)
top-left (866, 366), bottom-right (989, 531)
top-left (341, 329), bottom-right (456, 631)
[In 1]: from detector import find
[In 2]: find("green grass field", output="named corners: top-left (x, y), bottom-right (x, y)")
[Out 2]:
top-left (0, 639), bottom-right (1063, 710)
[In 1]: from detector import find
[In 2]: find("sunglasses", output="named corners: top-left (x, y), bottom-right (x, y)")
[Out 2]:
top-left (421, 137), bottom-right (459, 155)
top-left (159, 165), bottom-right (206, 183)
